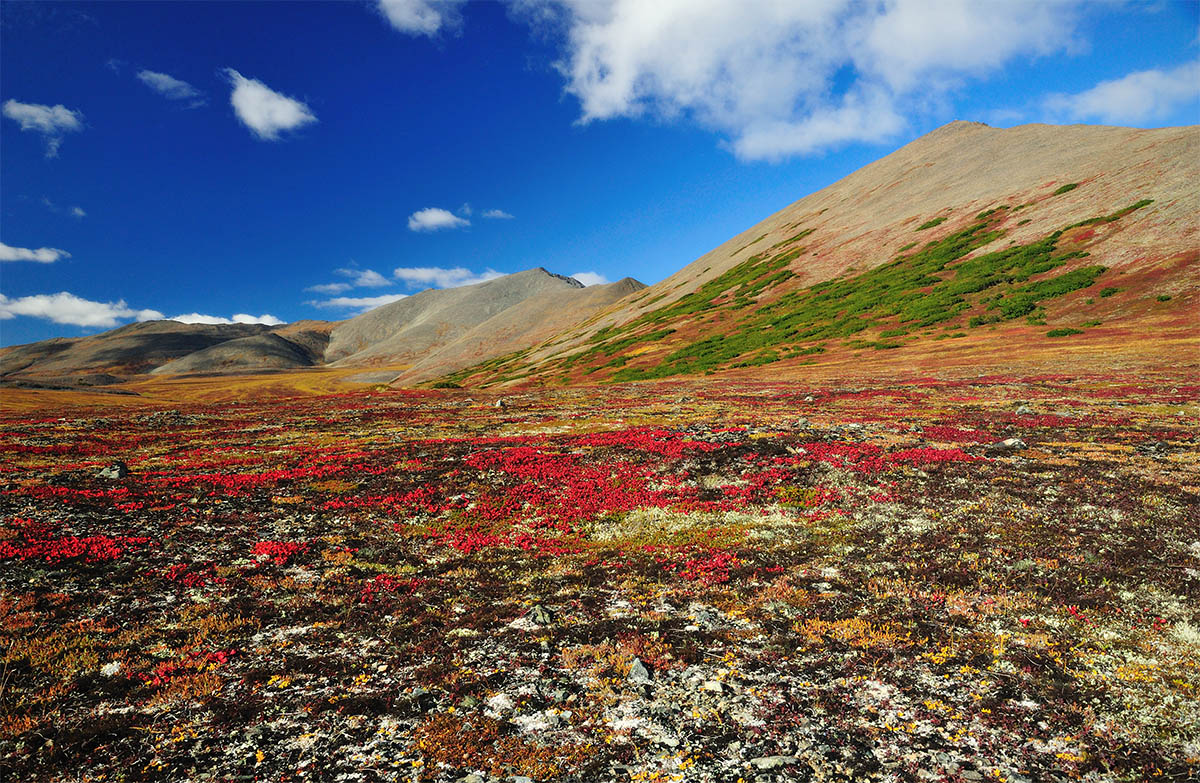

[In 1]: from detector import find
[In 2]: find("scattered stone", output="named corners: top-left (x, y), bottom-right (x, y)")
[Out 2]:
top-left (751, 756), bottom-right (798, 770)
top-left (628, 657), bottom-right (653, 684)
top-left (97, 461), bottom-right (129, 479)
top-left (1016, 404), bottom-right (1035, 415)
top-left (529, 604), bottom-right (554, 625)
top-left (794, 417), bottom-right (810, 429)
top-left (700, 680), bottom-right (724, 693)
top-left (985, 437), bottom-right (1026, 456)
top-left (494, 398), bottom-right (506, 409)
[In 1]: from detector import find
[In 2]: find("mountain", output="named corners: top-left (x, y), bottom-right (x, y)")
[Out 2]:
top-left (392, 275), bottom-right (645, 385)
top-left (0, 321), bottom-right (278, 385)
top-left (437, 122), bottom-right (1198, 387)
top-left (0, 269), bottom-right (646, 385)
top-left (327, 268), bottom-right (587, 366)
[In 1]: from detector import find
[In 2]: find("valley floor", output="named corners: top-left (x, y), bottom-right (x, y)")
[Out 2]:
top-left (1, 374), bottom-right (1197, 782)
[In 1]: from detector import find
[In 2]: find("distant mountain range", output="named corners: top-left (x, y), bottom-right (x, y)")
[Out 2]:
top-left (3, 121), bottom-right (1195, 391)
top-left (0, 269), bottom-right (644, 387)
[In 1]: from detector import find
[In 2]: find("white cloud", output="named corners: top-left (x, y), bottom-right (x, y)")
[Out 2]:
top-left (224, 68), bottom-right (317, 140)
top-left (482, 208), bottom-right (514, 219)
top-left (0, 292), bottom-right (163, 328)
top-left (170, 312), bottom-right (284, 325)
top-left (2, 99), bottom-right (84, 157)
top-left (309, 294), bottom-right (409, 313)
top-left (393, 266), bottom-right (503, 288)
top-left (136, 69), bottom-right (204, 101)
top-left (517, 0), bottom-right (1084, 160)
top-left (407, 207), bottom-right (470, 232)
top-left (1045, 60), bottom-right (1200, 125)
top-left (376, 0), bottom-right (467, 36)
top-left (571, 271), bottom-right (610, 287)
top-left (334, 267), bottom-right (391, 287)
top-left (71, 207), bottom-right (87, 218)
top-left (0, 242), bottom-right (70, 263)
top-left (306, 282), bottom-right (352, 295)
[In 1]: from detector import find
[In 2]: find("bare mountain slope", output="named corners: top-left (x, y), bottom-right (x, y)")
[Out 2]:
top-left (150, 333), bottom-right (319, 376)
top-left (327, 268), bottom-right (589, 367)
top-left (441, 122), bottom-right (1198, 386)
top-left (0, 321), bottom-right (272, 382)
top-left (393, 276), bottom-right (646, 384)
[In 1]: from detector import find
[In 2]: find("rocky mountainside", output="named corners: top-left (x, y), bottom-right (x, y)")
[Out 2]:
top-left (439, 122), bottom-right (1198, 387)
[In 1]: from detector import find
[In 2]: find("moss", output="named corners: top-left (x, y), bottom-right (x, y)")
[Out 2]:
top-left (1157, 294), bottom-right (1172, 302)
top-left (1099, 287), bottom-right (1120, 298)
top-left (916, 216), bottom-right (948, 231)
top-left (1046, 327), bottom-right (1084, 337)
top-left (1053, 183), bottom-right (1080, 196)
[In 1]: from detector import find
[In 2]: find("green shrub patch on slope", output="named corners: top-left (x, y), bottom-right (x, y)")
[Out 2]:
top-left (609, 200), bottom-right (1152, 381)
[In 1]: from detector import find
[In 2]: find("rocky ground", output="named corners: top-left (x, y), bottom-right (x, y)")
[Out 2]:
top-left (0, 374), bottom-right (1197, 782)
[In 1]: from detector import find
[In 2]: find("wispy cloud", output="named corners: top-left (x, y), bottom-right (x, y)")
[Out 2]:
top-left (571, 271), bottom-right (610, 287)
top-left (309, 294), bottom-right (409, 313)
top-left (393, 266), bottom-right (503, 288)
top-left (335, 267), bottom-right (391, 287)
top-left (375, 0), bottom-right (467, 37)
top-left (0, 242), bottom-right (70, 263)
top-left (306, 282), bottom-right (352, 295)
top-left (1045, 59), bottom-right (1200, 124)
top-left (516, 0), bottom-right (1085, 160)
top-left (407, 207), bottom-right (470, 232)
top-left (71, 206), bottom-right (87, 219)
top-left (170, 313), bottom-right (283, 325)
top-left (2, 99), bottom-right (84, 157)
top-left (136, 69), bottom-right (205, 103)
top-left (306, 267), bottom-right (393, 295)
top-left (0, 292), bottom-right (163, 328)
top-left (224, 68), bottom-right (316, 141)
top-left (482, 208), bottom-right (514, 219)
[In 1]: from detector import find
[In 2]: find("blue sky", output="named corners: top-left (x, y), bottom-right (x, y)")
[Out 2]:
top-left (2, 0), bottom-right (1197, 346)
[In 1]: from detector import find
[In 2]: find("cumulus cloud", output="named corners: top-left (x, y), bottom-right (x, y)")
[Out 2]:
top-left (393, 266), bottom-right (503, 289)
top-left (136, 69), bottom-right (204, 102)
top-left (1045, 60), bottom-right (1200, 125)
top-left (309, 294), bottom-right (409, 313)
top-left (407, 207), bottom-right (470, 232)
top-left (570, 271), bottom-right (610, 287)
top-left (376, 0), bottom-right (468, 36)
top-left (482, 208), bottom-right (514, 219)
top-left (71, 207), bottom-right (87, 218)
top-left (170, 313), bottom-right (284, 325)
top-left (0, 292), bottom-right (163, 328)
top-left (516, 0), bottom-right (1085, 160)
top-left (224, 69), bottom-right (316, 140)
top-left (0, 242), bottom-right (70, 263)
top-left (2, 99), bottom-right (84, 157)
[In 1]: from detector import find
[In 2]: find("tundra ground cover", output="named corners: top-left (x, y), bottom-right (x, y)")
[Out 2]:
top-left (1, 375), bottom-right (1197, 782)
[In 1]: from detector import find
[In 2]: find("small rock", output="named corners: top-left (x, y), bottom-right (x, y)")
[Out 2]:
top-left (1015, 405), bottom-right (1035, 415)
top-left (962, 772), bottom-right (983, 782)
top-left (494, 399), bottom-right (506, 410)
top-left (529, 604), bottom-right (554, 626)
top-left (700, 680), bottom-right (724, 694)
top-left (803, 395), bottom-right (814, 402)
top-left (751, 756), bottom-right (798, 770)
top-left (985, 437), bottom-right (1026, 456)
top-left (628, 657), bottom-right (653, 684)
top-left (794, 417), bottom-right (810, 429)
top-left (97, 461), bottom-right (129, 479)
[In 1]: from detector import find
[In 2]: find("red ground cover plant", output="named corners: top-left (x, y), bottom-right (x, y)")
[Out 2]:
top-left (0, 373), bottom-right (1196, 781)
